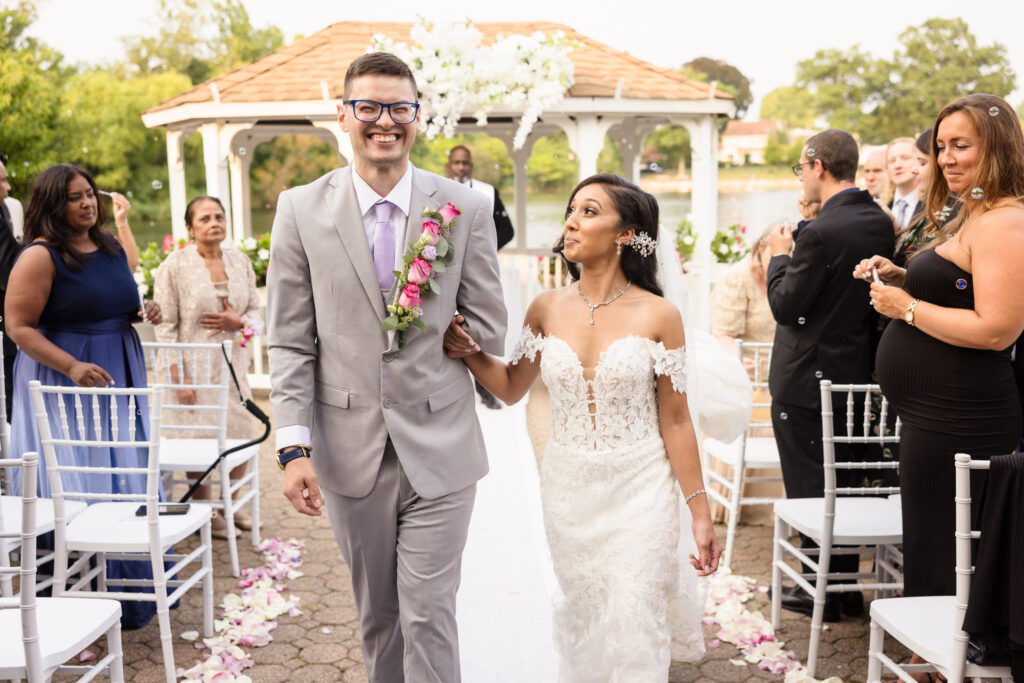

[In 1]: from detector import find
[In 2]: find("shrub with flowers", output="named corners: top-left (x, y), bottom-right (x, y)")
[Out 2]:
top-left (135, 234), bottom-right (189, 298)
top-left (675, 219), bottom-right (696, 263)
top-left (236, 233), bottom-right (271, 287)
top-left (370, 18), bottom-right (576, 149)
top-left (711, 223), bottom-right (749, 264)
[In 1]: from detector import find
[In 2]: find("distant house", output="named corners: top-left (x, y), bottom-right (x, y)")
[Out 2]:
top-left (720, 119), bottom-right (782, 165)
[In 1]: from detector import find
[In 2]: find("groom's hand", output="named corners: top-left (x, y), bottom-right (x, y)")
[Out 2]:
top-left (282, 457), bottom-right (324, 516)
top-left (444, 314), bottom-right (481, 358)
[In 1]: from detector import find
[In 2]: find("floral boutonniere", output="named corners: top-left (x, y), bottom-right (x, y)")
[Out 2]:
top-left (382, 202), bottom-right (461, 347)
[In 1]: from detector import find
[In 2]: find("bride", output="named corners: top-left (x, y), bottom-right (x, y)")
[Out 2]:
top-left (445, 173), bottom-right (721, 681)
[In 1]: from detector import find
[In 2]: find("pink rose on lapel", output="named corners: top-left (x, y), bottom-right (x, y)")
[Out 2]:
top-left (421, 219), bottom-right (441, 246)
top-left (398, 283), bottom-right (422, 309)
top-left (440, 202), bottom-right (461, 224)
top-left (407, 257), bottom-right (432, 284)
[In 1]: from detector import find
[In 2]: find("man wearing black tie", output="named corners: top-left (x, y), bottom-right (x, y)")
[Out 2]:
top-left (0, 159), bottom-right (22, 418)
top-left (886, 137), bottom-right (922, 230)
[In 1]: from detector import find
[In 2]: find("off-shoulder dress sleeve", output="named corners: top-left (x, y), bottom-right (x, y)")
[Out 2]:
top-left (509, 326), bottom-right (545, 365)
top-left (649, 340), bottom-right (687, 394)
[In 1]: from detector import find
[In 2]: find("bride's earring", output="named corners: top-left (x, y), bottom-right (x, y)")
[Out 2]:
top-left (616, 241), bottom-right (622, 256)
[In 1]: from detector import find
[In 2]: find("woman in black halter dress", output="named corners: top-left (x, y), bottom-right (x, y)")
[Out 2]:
top-left (855, 93), bottom-right (1024, 599)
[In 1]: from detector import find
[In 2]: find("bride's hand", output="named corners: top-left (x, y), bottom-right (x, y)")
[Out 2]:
top-left (444, 314), bottom-right (480, 358)
top-left (689, 517), bottom-right (722, 576)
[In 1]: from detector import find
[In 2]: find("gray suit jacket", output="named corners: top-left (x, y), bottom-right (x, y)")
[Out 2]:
top-left (267, 165), bottom-right (507, 499)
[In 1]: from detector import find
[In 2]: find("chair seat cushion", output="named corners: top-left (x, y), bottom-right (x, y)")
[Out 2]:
top-left (704, 436), bottom-right (781, 468)
top-left (1, 497), bottom-right (87, 540)
top-left (65, 502), bottom-right (211, 553)
top-left (774, 497), bottom-right (902, 544)
top-left (157, 438), bottom-right (257, 470)
top-left (0, 597), bottom-right (121, 672)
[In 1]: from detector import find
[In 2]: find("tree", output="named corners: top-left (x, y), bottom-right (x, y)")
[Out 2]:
top-left (870, 18), bottom-right (1016, 141)
top-left (0, 1), bottom-right (69, 196)
top-left (794, 46), bottom-right (878, 136)
top-left (683, 57), bottom-right (753, 117)
top-left (250, 135), bottom-right (339, 211)
top-left (123, 0), bottom-right (284, 84)
top-left (60, 69), bottom-right (195, 216)
top-left (644, 126), bottom-right (691, 174)
top-left (759, 86), bottom-right (815, 129)
top-left (793, 18), bottom-right (1016, 144)
top-left (527, 132), bottom-right (577, 192)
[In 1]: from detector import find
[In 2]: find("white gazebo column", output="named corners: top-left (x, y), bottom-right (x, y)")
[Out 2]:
top-left (166, 128), bottom-right (189, 240)
top-left (199, 122), bottom-right (233, 228)
top-left (551, 114), bottom-right (619, 182)
top-left (680, 115), bottom-right (721, 330)
top-left (501, 126), bottom-right (539, 251)
top-left (228, 132), bottom-right (254, 242)
top-left (313, 120), bottom-right (352, 163)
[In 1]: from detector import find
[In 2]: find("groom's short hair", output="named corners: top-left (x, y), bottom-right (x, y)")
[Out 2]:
top-left (343, 52), bottom-right (418, 100)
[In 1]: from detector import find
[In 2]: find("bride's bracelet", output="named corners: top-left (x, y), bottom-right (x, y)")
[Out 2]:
top-left (684, 488), bottom-right (706, 505)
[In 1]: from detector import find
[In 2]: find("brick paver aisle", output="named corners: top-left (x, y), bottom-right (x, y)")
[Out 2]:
top-left (78, 390), bottom-right (891, 682)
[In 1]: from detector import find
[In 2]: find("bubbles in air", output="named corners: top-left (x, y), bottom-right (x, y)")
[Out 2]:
top-left (970, 187), bottom-right (984, 200)
top-left (151, 180), bottom-right (164, 191)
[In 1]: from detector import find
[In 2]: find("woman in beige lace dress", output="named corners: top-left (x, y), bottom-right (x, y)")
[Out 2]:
top-left (708, 224), bottom-right (781, 524)
top-left (153, 196), bottom-right (262, 536)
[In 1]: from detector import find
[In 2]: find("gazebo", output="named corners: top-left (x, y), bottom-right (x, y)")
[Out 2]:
top-left (143, 20), bottom-right (733, 242)
top-left (142, 21), bottom-right (734, 335)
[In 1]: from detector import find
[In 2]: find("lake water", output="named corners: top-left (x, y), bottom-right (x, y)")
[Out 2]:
top-left (136, 188), bottom-right (802, 250)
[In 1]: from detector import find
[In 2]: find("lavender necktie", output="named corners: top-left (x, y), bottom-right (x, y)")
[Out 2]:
top-left (372, 200), bottom-right (396, 294)
top-left (895, 198), bottom-right (908, 229)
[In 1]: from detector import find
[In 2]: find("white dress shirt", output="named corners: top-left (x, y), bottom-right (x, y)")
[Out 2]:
top-left (893, 187), bottom-right (919, 229)
top-left (275, 164), bottom-right (415, 453)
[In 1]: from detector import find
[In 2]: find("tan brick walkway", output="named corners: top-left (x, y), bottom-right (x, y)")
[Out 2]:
top-left (68, 390), bottom-right (897, 682)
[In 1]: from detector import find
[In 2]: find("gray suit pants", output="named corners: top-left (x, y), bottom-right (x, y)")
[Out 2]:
top-left (322, 441), bottom-right (476, 683)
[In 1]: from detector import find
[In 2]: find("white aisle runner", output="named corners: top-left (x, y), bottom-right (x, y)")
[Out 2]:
top-left (457, 397), bottom-right (560, 682)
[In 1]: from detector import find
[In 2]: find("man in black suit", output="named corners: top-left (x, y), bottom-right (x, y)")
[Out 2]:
top-left (0, 158), bottom-right (21, 419)
top-left (766, 129), bottom-right (895, 619)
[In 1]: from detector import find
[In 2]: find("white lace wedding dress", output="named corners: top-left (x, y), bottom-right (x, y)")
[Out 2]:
top-left (511, 329), bottom-right (705, 682)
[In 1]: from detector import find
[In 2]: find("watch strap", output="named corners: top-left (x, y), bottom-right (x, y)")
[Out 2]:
top-left (277, 445), bottom-right (312, 470)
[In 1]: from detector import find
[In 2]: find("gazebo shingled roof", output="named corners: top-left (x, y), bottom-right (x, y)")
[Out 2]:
top-left (145, 21), bottom-right (732, 114)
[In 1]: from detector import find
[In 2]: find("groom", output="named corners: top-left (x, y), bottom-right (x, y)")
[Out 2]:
top-left (266, 52), bottom-right (507, 681)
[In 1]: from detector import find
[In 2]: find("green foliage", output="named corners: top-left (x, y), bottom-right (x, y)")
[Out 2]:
top-left (795, 18), bottom-right (1016, 143)
top-left (250, 135), bottom-right (340, 211)
top-left (597, 136), bottom-right (623, 175)
top-left (763, 131), bottom-right (805, 166)
top-left (675, 219), bottom-right (696, 261)
top-left (0, 1), bottom-right (67, 195)
top-left (410, 133), bottom-right (514, 190)
top-left (759, 86), bottom-right (815, 128)
top-left (710, 223), bottom-right (750, 264)
top-left (235, 233), bottom-right (271, 286)
top-left (136, 234), bottom-right (188, 297)
top-left (122, 0), bottom-right (283, 84)
top-left (527, 132), bottom-right (578, 192)
top-left (61, 69), bottom-right (194, 206)
top-left (643, 126), bottom-right (691, 173)
top-left (683, 57), bottom-right (753, 117)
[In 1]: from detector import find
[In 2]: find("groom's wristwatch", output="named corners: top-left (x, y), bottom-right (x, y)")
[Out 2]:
top-left (277, 445), bottom-right (312, 471)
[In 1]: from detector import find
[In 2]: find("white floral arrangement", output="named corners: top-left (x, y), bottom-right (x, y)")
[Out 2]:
top-left (369, 18), bottom-right (576, 149)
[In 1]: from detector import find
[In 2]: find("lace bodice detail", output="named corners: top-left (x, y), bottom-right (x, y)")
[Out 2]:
top-left (511, 327), bottom-right (686, 452)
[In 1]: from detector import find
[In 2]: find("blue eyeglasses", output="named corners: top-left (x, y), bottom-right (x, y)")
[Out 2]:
top-left (344, 100), bottom-right (420, 124)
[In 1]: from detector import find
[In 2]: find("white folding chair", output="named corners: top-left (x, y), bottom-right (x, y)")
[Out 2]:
top-left (703, 340), bottom-right (783, 568)
top-left (0, 451), bottom-right (125, 682)
top-left (0, 331), bottom-right (88, 598)
top-left (867, 453), bottom-right (1014, 682)
top-left (142, 340), bottom-right (261, 577)
top-left (771, 380), bottom-right (904, 678)
top-left (30, 380), bottom-right (214, 683)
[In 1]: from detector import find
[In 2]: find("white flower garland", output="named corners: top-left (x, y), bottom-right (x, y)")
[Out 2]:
top-left (369, 19), bottom-right (575, 149)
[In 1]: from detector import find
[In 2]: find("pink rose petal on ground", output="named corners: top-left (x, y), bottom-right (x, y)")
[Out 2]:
top-left (709, 639), bottom-right (721, 648)
top-left (79, 649), bottom-right (96, 662)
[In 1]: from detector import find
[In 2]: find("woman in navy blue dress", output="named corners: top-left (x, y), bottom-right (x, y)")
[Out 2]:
top-left (6, 164), bottom-right (165, 629)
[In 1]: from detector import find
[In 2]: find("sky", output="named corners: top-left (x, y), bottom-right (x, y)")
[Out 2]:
top-left (27, 0), bottom-right (1024, 117)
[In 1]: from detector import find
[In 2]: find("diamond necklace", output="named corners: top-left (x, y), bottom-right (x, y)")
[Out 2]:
top-left (575, 280), bottom-right (632, 325)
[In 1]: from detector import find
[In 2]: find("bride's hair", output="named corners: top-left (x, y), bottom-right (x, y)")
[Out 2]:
top-left (554, 173), bottom-right (663, 297)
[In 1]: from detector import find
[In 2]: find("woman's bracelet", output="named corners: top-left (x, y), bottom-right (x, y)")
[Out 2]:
top-left (684, 488), bottom-right (706, 505)
top-left (116, 223), bottom-right (129, 229)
